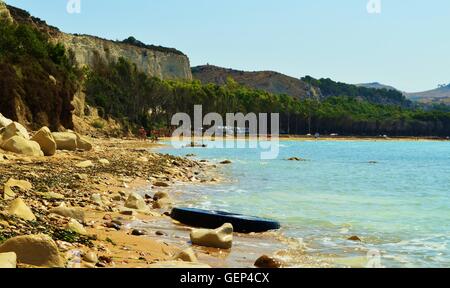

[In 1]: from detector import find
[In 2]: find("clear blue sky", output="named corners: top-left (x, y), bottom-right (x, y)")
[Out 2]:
top-left (5, 0), bottom-right (450, 92)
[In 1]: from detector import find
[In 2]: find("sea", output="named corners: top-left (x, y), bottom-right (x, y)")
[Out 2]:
top-left (159, 139), bottom-right (450, 268)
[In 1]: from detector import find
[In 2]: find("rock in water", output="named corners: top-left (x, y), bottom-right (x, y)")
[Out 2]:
top-left (124, 192), bottom-right (148, 211)
top-left (190, 223), bottom-right (233, 249)
top-left (1, 136), bottom-right (44, 157)
top-left (220, 160), bottom-right (232, 165)
top-left (52, 132), bottom-right (78, 151)
top-left (1, 122), bottom-right (30, 140)
top-left (0, 234), bottom-right (64, 268)
top-left (66, 219), bottom-right (87, 235)
top-left (254, 255), bottom-right (282, 268)
top-left (8, 198), bottom-right (36, 221)
top-left (31, 127), bottom-right (57, 156)
top-left (49, 206), bottom-right (85, 223)
top-left (0, 252), bottom-right (17, 268)
top-left (173, 248), bottom-right (198, 262)
top-left (348, 236), bottom-right (362, 242)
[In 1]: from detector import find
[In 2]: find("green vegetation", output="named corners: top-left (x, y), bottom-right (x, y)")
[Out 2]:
top-left (302, 76), bottom-right (411, 107)
top-left (0, 21), bottom-right (81, 130)
top-left (85, 57), bottom-right (450, 137)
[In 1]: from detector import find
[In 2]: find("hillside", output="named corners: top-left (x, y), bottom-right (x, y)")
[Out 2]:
top-left (6, 4), bottom-right (192, 81)
top-left (407, 84), bottom-right (450, 104)
top-left (356, 82), bottom-right (399, 91)
top-left (192, 65), bottom-right (321, 100)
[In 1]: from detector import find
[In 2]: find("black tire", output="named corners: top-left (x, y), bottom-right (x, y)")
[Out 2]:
top-left (170, 207), bottom-right (281, 233)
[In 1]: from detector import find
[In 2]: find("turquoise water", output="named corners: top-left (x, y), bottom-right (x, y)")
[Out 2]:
top-left (159, 140), bottom-right (450, 268)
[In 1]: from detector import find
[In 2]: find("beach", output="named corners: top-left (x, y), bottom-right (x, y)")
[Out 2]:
top-left (1, 137), bottom-right (308, 268)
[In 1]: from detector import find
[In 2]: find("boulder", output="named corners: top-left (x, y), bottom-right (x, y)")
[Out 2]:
top-left (1, 136), bottom-right (44, 157)
top-left (52, 132), bottom-right (78, 151)
top-left (173, 248), bottom-right (198, 262)
top-left (49, 206), bottom-right (85, 223)
top-left (0, 234), bottom-right (64, 268)
top-left (31, 127), bottom-right (56, 156)
top-left (1, 122), bottom-right (30, 140)
top-left (124, 192), bottom-right (148, 211)
top-left (0, 113), bottom-right (13, 129)
top-left (75, 133), bottom-right (93, 151)
top-left (0, 252), bottom-right (17, 268)
top-left (66, 219), bottom-right (87, 235)
top-left (8, 198), bottom-right (36, 221)
top-left (190, 223), bottom-right (233, 249)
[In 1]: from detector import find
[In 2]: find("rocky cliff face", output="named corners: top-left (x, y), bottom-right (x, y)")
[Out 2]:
top-left (6, 5), bottom-right (192, 81)
top-left (56, 34), bottom-right (192, 81)
top-left (192, 65), bottom-right (321, 100)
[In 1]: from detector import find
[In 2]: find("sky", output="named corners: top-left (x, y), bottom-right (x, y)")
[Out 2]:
top-left (4, 0), bottom-right (450, 92)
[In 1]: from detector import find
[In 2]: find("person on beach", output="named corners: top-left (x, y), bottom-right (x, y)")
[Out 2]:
top-left (138, 127), bottom-right (147, 141)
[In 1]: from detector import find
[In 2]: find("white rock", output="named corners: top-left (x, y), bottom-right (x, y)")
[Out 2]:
top-left (1, 122), bottom-right (29, 140)
top-left (8, 198), bottom-right (36, 221)
top-left (1, 136), bottom-right (44, 157)
top-left (190, 223), bottom-right (233, 249)
top-left (0, 113), bottom-right (13, 129)
top-left (31, 127), bottom-right (56, 156)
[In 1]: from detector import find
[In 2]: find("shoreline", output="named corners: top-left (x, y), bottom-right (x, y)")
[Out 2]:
top-left (1, 137), bottom-right (310, 268)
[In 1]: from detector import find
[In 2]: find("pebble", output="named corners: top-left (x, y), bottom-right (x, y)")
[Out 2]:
top-left (131, 229), bottom-right (147, 236)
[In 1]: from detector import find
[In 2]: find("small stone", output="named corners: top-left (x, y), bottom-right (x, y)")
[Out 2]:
top-left (105, 222), bottom-right (121, 231)
top-left (254, 255), bottom-right (282, 268)
top-left (348, 236), bottom-right (362, 242)
top-left (173, 248), bottom-right (198, 262)
top-left (82, 251), bottom-right (98, 264)
top-left (155, 231), bottom-right (167, 236)
top-left (119, 210), bottom-right (137, 216)
top-left (76, 160), bottom-right (94, 168)
top-left (91, 194), bottom-right (103, 206)
top-left (153, 181), bottom-right (170, 187)
top-left (99, 159), bottom-right (110, 165)
top-left (8, 198), bottom-right (36, 221)
top-left (66, 219), bottom-right (87, 235)
top-left (131, 229), bottom-right (146, 236)
top-left (124, 192), bottom-right (149, 212)
top-left (220, 160), bottom-right (232, 165)
top-left (49, 206), bottom-right (85, 223)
